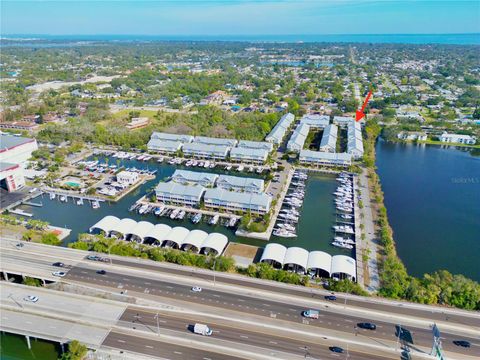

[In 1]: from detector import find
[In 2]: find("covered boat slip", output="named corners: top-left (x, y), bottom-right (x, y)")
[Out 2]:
top-left (90, 216), bottom-right (228, 256)
top-left (260, 243), bottom-right (356, 281)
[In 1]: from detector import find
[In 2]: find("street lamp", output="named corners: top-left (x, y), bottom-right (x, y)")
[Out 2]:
top-left (212, 258), bottom-right (217, 286)
top-left (153, 313), bottom-right (160, 335)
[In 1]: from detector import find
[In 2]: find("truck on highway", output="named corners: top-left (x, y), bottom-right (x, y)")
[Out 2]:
top-left (193, 323), bottom-right (213, 336)
top-left (302, 310), bottom-right (319, 319)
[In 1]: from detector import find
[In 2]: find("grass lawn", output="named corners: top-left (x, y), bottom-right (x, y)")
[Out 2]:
top-left (419, 139), bottom-right (480, 149)
top-left (111, 109), bottom-right (158, 120)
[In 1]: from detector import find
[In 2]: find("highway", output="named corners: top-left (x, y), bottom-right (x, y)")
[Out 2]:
top-left (64, 265), bottom-right (479, 357)
top-left (115, 307), bottom-right (395, 360)
top-left (2, 238), bottom-right (479, 359)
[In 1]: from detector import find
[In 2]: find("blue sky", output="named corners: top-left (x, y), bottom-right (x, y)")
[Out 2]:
top-left (2, 1), bottom-right (479, 35)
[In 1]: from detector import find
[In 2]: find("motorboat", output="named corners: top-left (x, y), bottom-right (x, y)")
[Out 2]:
top-left (170, 209), bottom-right (180, 219)
top-left (92, 201), bottom-right (100, 209)
top-left (138, 204), bottom-right (150, 214)
top-left (273, 228), bottom-right (297, 238)
top-left (49, 193), bottom-right (56, 200)
top-left (176, 210), bottom-right (186, 220)
top-left (209, 214), bottom-right (219, 225)
top-left (191, 213), bottom-right (202, 224)
top-left (248, 166), bottom-right (254, 172)
top-left (204, 161), bottom-right (210, 168)
top-left (334, 237), bottom-right (355, 245)
top-left (60, 195), bottom-right (67, 202)
top-left (237, 165), bottom-right (244, 172)
top-left (154, 206), bottom-right (165, 216)
top-left (333, 225), bottom-right (354, 234)
top-left (332, 241), bottom-right (353, 249)
top-left (225, 165), bottom-right (232, 171)
top-left (76, 198), bottom-right (84, 206)
top-left (228, 217), bottom-right (237, 227)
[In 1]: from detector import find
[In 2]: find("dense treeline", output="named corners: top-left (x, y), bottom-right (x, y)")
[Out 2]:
top-left (363, 120), bottom-right (480, 310)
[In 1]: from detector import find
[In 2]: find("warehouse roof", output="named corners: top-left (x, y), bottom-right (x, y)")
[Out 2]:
top-left (237, 140), bottom-right (274, 152)
top-left (171, 169), bottom-right (218, 185)
top-left (283, 247), bottom-right (309, 270)
top-left (155, 182), bottom-right (206, 199)
top-left (194, 136), bottom-right (238, 147)
top-left (260, 243), bottom-right (287, 265)
top-left (331, 255), bottom-right (356, 279)
top-left (151, 132), bottom-right (193, 143)
top-left (204, 188), bottom-right (271, 209)
top-left (230, 147), bottom-right (269, 161)
top-left (216, 174), bottom-right (264, 192)
top-left (182, 143), bottom-right (230, 157)
top-left (144, 224), bottom-right (172, 242)
top-left (89, 215), bottom-right (120, 234)
top-left (182, 229), bottom-right (209, 251)
top-left (201, 233), bottom-right (228, 256)
top-left (306, 251), bottom-right (332, 276)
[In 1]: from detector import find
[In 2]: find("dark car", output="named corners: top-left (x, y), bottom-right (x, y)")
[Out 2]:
top-left (329, 346), bottom-right (344, 353)
top-left (52, 262), bottom-right (64, 267)
top-left (357, 322), bottom-right (377, 330)
top-left (96, 270), bottom-right (106, 275)
top-left (453, 340), bottom-right (471, 348)
top-left (325, 295), bottom-right (337, 301)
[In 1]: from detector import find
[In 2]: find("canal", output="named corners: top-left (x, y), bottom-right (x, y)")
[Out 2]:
top-left (18, 156), bottom-right (351, 256)
top-left (376, 139), bottom-right (480, 281)
top-left (0, 332), bottom-right (61, 360)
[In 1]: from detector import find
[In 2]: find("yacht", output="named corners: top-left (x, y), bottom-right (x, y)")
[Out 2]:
top-left (76, 198), bottom-right (84, 206)
top-left (49, 193), bottom-right (56, 200)
top-left (176, 210), bottom-right (186, 220)
top-left (154, 206), bottom-right (165, 216)
top-left (248, 166), bottom-right (254, 172)
top-left (209, 162), bottom-right (215, 169)
top-left (59, 195), bottom-right (67, 202)
top-left (333, 225), bottom-right (355, 234)
top-left (225, 165), bottom-right (232, 171)
top-left (276, 223), bottom-right (296, 231)
top-left (92, 200), bottom-right (100, 209)
top-left (204, 161), bottom-right (210, 168)
top-left (237, 165), bottom-right (244, 172)
top-left (331, 241), bottom-right (353, 250)
top-left (334, 237), bottom-right (355, 245)
top-left (209, 214), bottom-right (219, 225)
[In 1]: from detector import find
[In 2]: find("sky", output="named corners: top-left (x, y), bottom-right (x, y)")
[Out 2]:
top-left (1, 0), bottom-right (480, 36)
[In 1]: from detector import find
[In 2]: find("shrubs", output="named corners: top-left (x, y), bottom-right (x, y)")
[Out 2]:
top-left (244, 262), bottom-right (310, 286)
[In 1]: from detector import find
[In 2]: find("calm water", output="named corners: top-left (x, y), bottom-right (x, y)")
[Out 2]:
top-left (376, 140), bottom-right (480, 281)
top-left (18, 156), bottom-right (350, 255)
top-left (4, 33), bottom-right (480, 44)
top-left (0, 332), bottom-right (61, 360)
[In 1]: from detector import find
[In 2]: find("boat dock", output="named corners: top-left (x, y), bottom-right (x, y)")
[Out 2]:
top-left (22, 201), bottom-right (43, 207)
top-left (9, 209), bottom-right (33, 217)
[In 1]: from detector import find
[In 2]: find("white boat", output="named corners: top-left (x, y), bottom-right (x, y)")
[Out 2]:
top-left (76, 198), bottom-right (84, 206)
top-left (277, 223), bottom-right (296, 231)
top-left (60, 195), bottom-right (67, 202)
top-left (138, 204), bottom-right (149, 214)
top-left (176, 210), bottom-right (186, 220)
top-left (209, 162), bottom-right (215, 169)
top-left (157, 157), bottom-right (164, 163)
top-left (137, 155), bottom-right (146, 161)
top-left (225, 165), bottom-right (232, 171)
top-left (170, 209), bottom-right (180, 219)
top-left (49, 193), bottom-right (56, 200)
top-left (332, 241), bottom-right (353, 249)
top-left (333, 225), bottom-right (355, 234)
top-left (154, 206), bottom-right (165, 216)
top-left (334, 237), bottom-right (355, 245)
top-left (273, 229), bottom-right (297, 238)
top-left (204, 161), bottom-right (210, 168)
top-left (92, 201), bottom-right (100, 209)
top-left (248, 166), bottom-right (254, 172)
top-left (209, 214), bottom-right (219, 225)
top-left (191, 213), bottom-right (202, 224)
top-left (237, 165), bottom-right (244, 172)
top-left (228, 217), bottom-right (237, 227)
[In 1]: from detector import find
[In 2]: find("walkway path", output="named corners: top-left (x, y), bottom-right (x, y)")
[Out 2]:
top-left (358, 168), bottom-right (380, 292)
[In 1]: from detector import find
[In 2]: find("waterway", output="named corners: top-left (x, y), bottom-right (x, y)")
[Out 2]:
top-left (0, 332), bottom-right (61, 360)
top-left (376, 140), bottom-right (480, 281)
top-left (17, 156), bottom-right (350, 256)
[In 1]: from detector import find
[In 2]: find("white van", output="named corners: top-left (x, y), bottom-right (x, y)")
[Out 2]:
top-left (302, 309), bottom-right (319, 319)
top-left (193, 323), bottom-right (213, 336)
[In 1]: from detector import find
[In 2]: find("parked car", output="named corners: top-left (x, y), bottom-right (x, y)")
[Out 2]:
top-left (329, 346), bottom-right (344, 353)
top-left (324, 295), bottom-right (337, 301)
top-left (96, 270), bottom-right (106, 275)
top-left (15, 243), bottom-right (24, 248)
top-left (453, 340), bottom-right (471, 348)
top-left (52, 271), bottom-right (66, 277)
top-left (357, 322), bottom-right (377, 330)
top-left (191, 286), bottom-right (202, 292)
top-left (302, 310), bottom-right (319, 319)
top-left (23, 295), bottom-right (39, 303)
top-left (87, 255), bottom-right (99, 261)
top-left (52, 262), bottom-right (64, 267)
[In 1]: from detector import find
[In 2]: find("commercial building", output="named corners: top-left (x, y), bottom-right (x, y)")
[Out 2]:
top-left (154, 182), bottom-right (205, 206)
top-left (147, 138), bottom-right (183, 153)
top-left (116, 171), bottom-right (139, 185)
top-left (229, 147), bottom-right (269, 164)
top-left (237, 140), bottom-right (274, 152)
top-left (299, 150), bottom-right (352, 167)
top-left (151, 132), bottom-right (194, 143)
top-left (439, 132), bottom-right (476, 145)
top-left (171, 169), bottom-right (218, 187)
top-left (319, 124), bottom-right (338, 153)
top-left (265, 113), bottom-right (295, 144)
top-left (194, 136), bottom-right (238, 147)
top-left (286, 123), bottom-right (309, 152)
top-left (182, 143), bottom-right (230, 160)
top-left (204, 188), bottom-right (272, 215)
top-left (260, 243), bottom-right (356, 281)
top-left (0, 134), bottom-right (38, 192)
top-left (216, 174), bottom-right (264, 193)
top-left (300, 114), bottom-right (330, 128)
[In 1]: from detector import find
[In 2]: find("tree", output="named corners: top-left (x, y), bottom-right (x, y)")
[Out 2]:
top-left (59, 340), bottom-right (88, 360)
top-left (41, 233), bottom-right (62, 246)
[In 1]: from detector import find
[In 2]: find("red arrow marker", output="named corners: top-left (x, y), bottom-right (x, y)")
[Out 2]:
top-left (355, 90), bottom-right (372, 121)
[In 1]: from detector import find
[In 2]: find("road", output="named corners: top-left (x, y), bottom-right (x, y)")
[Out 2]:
top-left (63, 265), bottom-right (479, 357)
top-left (2, 238), bottom-right (479, 359)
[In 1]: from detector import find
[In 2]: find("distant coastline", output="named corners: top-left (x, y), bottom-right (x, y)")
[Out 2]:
top-left (2, 33), bottom-right (480, 45)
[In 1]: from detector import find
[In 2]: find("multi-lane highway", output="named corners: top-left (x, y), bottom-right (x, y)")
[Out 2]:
top-left (1, 238), bottom-right (479, 360)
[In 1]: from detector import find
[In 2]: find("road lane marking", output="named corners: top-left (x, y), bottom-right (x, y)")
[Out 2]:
top-left (145, 345), bottom-right (153, 348)
top-left (117, 339), bottom-right (125, 343)
top-left (240, 335), bottom-right (248, 339)
top-left (174, 351), bottom-right (182, 354)
top-left (269, 341), bottom-right (277, 345)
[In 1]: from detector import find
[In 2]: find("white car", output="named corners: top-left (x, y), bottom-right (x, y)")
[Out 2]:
top-left (191, 286), bottom-right (202, 292)
top-left (52, 271), bottom-right (66, 277)
top-left (24, 295), bottom-right (39, 303)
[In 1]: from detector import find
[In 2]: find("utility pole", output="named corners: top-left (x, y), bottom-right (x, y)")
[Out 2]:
top-left (212, 258), bottom-right (217, 286)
